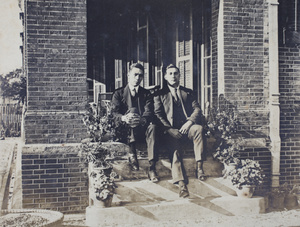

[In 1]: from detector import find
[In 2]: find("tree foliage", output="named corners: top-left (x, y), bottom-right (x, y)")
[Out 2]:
top-left (0, 68), bottom-right (26, 104)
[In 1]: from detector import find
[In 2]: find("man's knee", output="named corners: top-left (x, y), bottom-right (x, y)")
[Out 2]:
top-left (187, 124), bottom-right (203, 140)
top-left (145, 123), bottom-right (157, 137)
top-left (191, 124), bottom-right (203, 134)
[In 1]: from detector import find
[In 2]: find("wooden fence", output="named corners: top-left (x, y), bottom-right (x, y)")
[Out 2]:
top-left (0, 104), bottom-right (22, 137)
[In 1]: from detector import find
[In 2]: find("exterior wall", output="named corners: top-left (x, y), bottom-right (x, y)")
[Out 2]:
top-left (223, 0), bottom-right (265, 105)
top-left (22, 144), bottom-right (88, 214)
top-left (211, 0), bottom-right (272, 192)
top-left (219, 0), bottom-right (269, 135)
top-left (279, 47), bottom-right (300, 186)
top-left (21, 0), bottom-right (89, 214)
top-left (23, 0), bottom-right (88, 144)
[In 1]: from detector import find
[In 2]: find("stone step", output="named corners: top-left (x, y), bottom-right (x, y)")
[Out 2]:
top-left (86, 177), bottom-right (266, 226)
top-left (112, 155), bottom-right (223, 181)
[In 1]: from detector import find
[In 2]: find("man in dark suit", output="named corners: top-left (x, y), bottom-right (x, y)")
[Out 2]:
top-left (154, 64), bottom-right (206, 197)
top-left (111, 63), bottom-right (159, 182)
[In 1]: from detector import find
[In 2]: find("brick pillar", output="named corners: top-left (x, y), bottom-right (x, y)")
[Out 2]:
top-left (24, 0), bottom-right (88, 144)
top-left (21, 0), bottom-right (89, 213)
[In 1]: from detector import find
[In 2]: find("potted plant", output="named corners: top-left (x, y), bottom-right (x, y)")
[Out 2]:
top-left (89, 163), bottom-right (117, 207)
top-left (82, 102), bottom-right (129, 143)
top-left (214, 139), bottom-right (243, 177)
top-left (206, 103), bottom-right (241, 175)
top-left (80, 102), bottom-right (125, 207)
top-left (268, 183), bottom-right (289, 209)
top-left (79, 138), bottom-right (117, 207)
top-left (226, 159), bottom-right (265, 198)
top-left (284, 184), bottom-right (299, 209)
top-left (268, 183), bottom-right (299, 210)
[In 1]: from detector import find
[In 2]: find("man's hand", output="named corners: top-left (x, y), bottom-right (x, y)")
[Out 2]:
top-left (121, 113), bottom-right (141, 128)
top-left (139, 117), bottom-right (147, 126)
top-left (179, 120), bottom-right (193, 134)
top-left (167, 128), bottom-right (182, 139)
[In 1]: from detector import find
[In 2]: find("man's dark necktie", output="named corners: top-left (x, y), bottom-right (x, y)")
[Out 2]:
top-left (174, 88), bottom-right (180, 105)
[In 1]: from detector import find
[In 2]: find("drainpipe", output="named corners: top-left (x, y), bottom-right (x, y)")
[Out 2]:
top-left (268, 0), bottom-right (281, 188)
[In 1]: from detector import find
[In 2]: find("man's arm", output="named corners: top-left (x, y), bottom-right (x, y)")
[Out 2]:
top-left (111, 89), bottom-right (142, 128)
top-left (179, 90), bottom-right (202, 134)
top-left (111, 89), bottom-right (124, 122)
top-left (186, 92), bottom-right (202, 124)
top-left (141, 90), bottom-right (154, 125)
top-left (153, 93), bottom-right (172, 130)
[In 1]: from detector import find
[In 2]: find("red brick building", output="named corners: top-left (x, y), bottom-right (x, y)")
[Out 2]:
top-left (19, 0), bottom-right (300, 213)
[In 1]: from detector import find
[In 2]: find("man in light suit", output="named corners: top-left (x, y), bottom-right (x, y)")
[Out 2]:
top-left (111, 63), bottom-right (159, 182)
top-left (154, 64), bottom-right (206, 197)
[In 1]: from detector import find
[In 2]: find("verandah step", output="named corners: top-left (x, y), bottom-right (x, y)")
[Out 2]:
top-left (86, 178), bottom-right (266, 226)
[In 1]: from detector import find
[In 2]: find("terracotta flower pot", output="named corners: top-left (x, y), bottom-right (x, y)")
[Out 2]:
top-left (223, 163), bottom-right (236, 172)
top-left (284, 194), bottom-right (298, 209)
top-left (93, 196), bottom-right (113, 208)
top-left (235, 185), bottom-right (255, 198)
top-left (270, 195), bottom-right (285, 209)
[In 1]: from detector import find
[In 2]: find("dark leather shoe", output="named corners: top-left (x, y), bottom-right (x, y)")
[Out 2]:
top-left (128, 154), bottom-right (139, 171)
top-left (148, 170), bottom-right (159, 183)
top-left (179, 185), bottom-right (189, 198)
top-left (196, 168), bottom-right (207, 181)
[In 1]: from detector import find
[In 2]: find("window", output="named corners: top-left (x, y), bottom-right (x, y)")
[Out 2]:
top-left (200, 0), bottom-right (212, 117)
top-left (279, 0), bottom-right (300, 45)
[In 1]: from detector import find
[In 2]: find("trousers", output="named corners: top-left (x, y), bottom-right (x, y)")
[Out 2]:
top-left (162, 124), bottom-right (204, 184)
top-left (128, 123), bottom-right (158, 162)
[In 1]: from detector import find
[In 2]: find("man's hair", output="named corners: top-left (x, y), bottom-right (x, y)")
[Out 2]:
top-left (129, 63), bottom-right (144, 74)
top-left (165, 64), bottom-right (179, 73)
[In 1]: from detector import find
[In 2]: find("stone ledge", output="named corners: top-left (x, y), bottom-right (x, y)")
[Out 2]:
top-left (112, 156), bottom-right (223, 181)
top-left (22, 143), bottom-right (81, 154)
top-left (211, 196), bottom-right (266, 215)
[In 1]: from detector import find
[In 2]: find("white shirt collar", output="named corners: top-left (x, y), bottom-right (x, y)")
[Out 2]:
top-left (128, 84), bottom-right (139, 94)
top-left (168, 84), bottom-right (180, 92)
top-left (168, 85), bottom-right (181, 100)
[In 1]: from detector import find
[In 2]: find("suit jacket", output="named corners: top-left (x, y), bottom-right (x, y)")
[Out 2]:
top-left (111, 84), bottom-right (153, 124)
top-left (154, 85), bottom-right (202, 130)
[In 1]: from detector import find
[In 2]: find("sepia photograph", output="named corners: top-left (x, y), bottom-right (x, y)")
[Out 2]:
top-left (0, 0), bottom-right (300, 226)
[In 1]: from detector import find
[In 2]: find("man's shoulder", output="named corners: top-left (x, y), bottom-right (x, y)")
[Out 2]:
top-left (139, 86), bottom-right (150, 93)
top-left (113, 86), bottom-right (127, 94)
top-left (179, 86), bottom-right (194, 94)
top-left (153, 86), bottom-right (169, 96)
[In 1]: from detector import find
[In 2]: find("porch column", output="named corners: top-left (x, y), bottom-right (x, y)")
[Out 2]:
top-left (20, 0), bottom-right (89, 213)
top-left (217, 0), bottom-right (225, 96)
top-left (268, 0), bottom-right (281, 187)
top-left (23, 0), bottom-right (88, 144)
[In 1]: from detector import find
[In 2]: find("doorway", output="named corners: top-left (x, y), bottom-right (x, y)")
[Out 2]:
top-left (87, 0), bottom-right (212, 114)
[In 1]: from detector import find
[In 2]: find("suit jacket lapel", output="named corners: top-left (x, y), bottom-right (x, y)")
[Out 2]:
top-left (178, 87), bottom-right (188, 118)
top-left (162, 87), bottom-right (173, 126)
top-left (137, 87), bottom-right (142, 115)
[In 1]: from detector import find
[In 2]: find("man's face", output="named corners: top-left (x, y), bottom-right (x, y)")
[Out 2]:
top-left (164, 67), bottom-right (180, 87)
top-left (128, 67), bottom-right (144, 87)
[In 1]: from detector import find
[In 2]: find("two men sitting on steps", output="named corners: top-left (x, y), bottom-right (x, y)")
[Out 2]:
top-left (111, 63), bottom-right (206, 198)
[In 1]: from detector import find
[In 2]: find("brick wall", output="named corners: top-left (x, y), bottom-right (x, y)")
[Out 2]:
top-left (24, 0), bottom-right (88, 144)
top-left (210, 0), bottom-right (272, 193)
top-left (222, 0), bottom-right (266, 108)
top-left (22, 144), bottom-right (88, 214)
top-left (212, 0), bottom-right (269, 136)
top-left (279, 47), bottom-right (300, 186)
